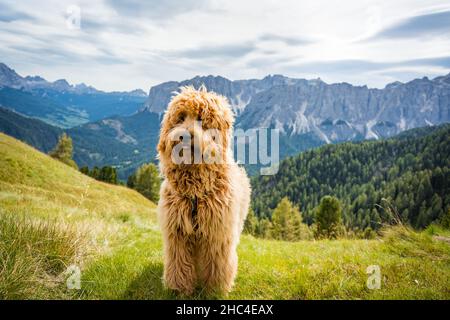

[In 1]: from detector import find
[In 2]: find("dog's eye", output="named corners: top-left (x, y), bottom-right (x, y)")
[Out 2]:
top-left (197, 114), bottom-right (202, 122)
top-left (177, 113), bottom-right (185, 124)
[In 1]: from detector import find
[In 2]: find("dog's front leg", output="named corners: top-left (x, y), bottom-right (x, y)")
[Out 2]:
top-left (163, 231), bottom-right (196, 295)
top-left (196, 197), bottom-right (238, 295)
top-left (158, 186), bottom-right (197, 295)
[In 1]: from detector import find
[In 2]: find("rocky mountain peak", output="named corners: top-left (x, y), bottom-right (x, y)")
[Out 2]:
top-left (25, 75), bottom-right (46, 82)
top-left (0, 62), bottom-right (24, 88)
top-left (0, 62), bottom-right (146, 96)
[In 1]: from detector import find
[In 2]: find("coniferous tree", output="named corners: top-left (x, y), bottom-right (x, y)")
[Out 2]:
top-left (133, 163), bottom-right (161, 202)
top-left (441, 208), bottom-right (450, 229)
top-left (271, 197), bottom-right (312, 241)
top-left (127, 173), bottom-right (137, 189)
top-left (49, 133), bottom-right (78, 169)
top-left (80, 166), bottom-right (89, 175)
top-left (257, 217), bottom-right (273, 239)
top-left (98, 166), bottom-right (118, 184)
top-left (315, 196), bottom-right (342, 239)
top-left (90, 166), bottom-right (100, 180)
top-left (243, 207), bottom-right (259, 236)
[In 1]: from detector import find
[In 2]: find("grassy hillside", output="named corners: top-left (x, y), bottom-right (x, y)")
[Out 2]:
top-left (0, 132), bottom-right (156, 299)
top-left (1, 133), bottom-right (449, 299)
top-left (0, 107), bottom-right (62, 153)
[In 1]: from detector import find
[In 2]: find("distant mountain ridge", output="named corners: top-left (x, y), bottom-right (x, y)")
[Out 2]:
top-left (0, 62), bottom-right (147, 127)
top-left (0, 63), bottom-right (147, 96)
top-left (143, 74), bottom-right (310, 114)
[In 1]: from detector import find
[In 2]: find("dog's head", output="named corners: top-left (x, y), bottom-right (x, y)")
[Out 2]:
top-left (157, 85), bottom-right (234, 176)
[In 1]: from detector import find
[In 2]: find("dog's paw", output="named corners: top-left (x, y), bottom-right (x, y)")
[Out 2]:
top-left (164, 279), bottom-right (195, 296)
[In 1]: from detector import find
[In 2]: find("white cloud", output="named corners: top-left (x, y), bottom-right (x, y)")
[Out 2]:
top-left (0, 0), bottom-right (449, 91)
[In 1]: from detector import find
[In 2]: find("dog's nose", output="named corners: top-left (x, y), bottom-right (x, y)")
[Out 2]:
top-left (188, 127), bottom-right (195, 138)
top-left (188, 128), bottom-right (199, 142)
top-left (187, 128), bottom-right (202, 154)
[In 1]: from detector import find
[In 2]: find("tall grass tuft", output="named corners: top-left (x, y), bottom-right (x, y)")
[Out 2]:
top-left (381, 225), bottom-right (450, 261)
top-left (0, 210), bottom-right (85, 299)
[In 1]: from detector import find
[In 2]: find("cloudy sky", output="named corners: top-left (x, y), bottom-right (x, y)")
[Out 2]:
top-left (1, 0), bottom-right (450, 91)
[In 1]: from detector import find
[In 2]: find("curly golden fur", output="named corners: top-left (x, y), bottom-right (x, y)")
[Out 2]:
top-left (157, 86), bottom-right (251, 295)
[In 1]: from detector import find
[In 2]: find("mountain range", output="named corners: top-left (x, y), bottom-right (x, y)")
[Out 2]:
top-left (145, 73), bottom-right (450, 141)
top-left (0, 63), bottom-right (147, 128)
top-left (141, 72), bottom-right (450, 170)
top-left (0, 62), bottom-right (449, 179)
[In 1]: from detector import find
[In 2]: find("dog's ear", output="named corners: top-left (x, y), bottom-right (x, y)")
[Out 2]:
top-left (157, 112), bottom-right (170, 155)
top-left (157, 135), bottom-right (165, 155)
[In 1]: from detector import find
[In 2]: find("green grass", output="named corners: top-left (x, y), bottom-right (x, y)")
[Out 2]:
top-left (76, 227), bottom-right (450, 300)
top-left (1, 133), bottom-right (449, 300)
top-left (0, 211), bottom-right (84, 299)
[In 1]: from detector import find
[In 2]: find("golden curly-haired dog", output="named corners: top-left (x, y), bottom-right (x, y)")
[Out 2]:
top-left (157, 86), bottom-right (251, 295)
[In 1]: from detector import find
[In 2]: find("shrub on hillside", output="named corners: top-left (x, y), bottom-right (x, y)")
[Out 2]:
top-left (440, 208), bottom-right (450, 229)
top-left (79, 165), bottom-right (118, 184)
top-left (245, 198), bottom-right (313, 241)
top-left (271, 197), bottom-right (313, 241)
top-left (49, 133), bottom-right (78, 169)
top-left (128, 163), bottom-right (161, 202)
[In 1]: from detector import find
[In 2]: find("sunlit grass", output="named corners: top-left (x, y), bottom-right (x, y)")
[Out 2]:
top-left (0, 210), bottom-right (85, 299)
top-left (1, 133), bottom-right (449, 300)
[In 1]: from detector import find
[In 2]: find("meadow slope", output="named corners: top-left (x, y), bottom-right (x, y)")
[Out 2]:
top-left (0, 133), bottom-right (449, 299)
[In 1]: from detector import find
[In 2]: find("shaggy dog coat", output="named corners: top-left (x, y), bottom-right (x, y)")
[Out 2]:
top-left (157, 86), bottom-right (251, 295)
